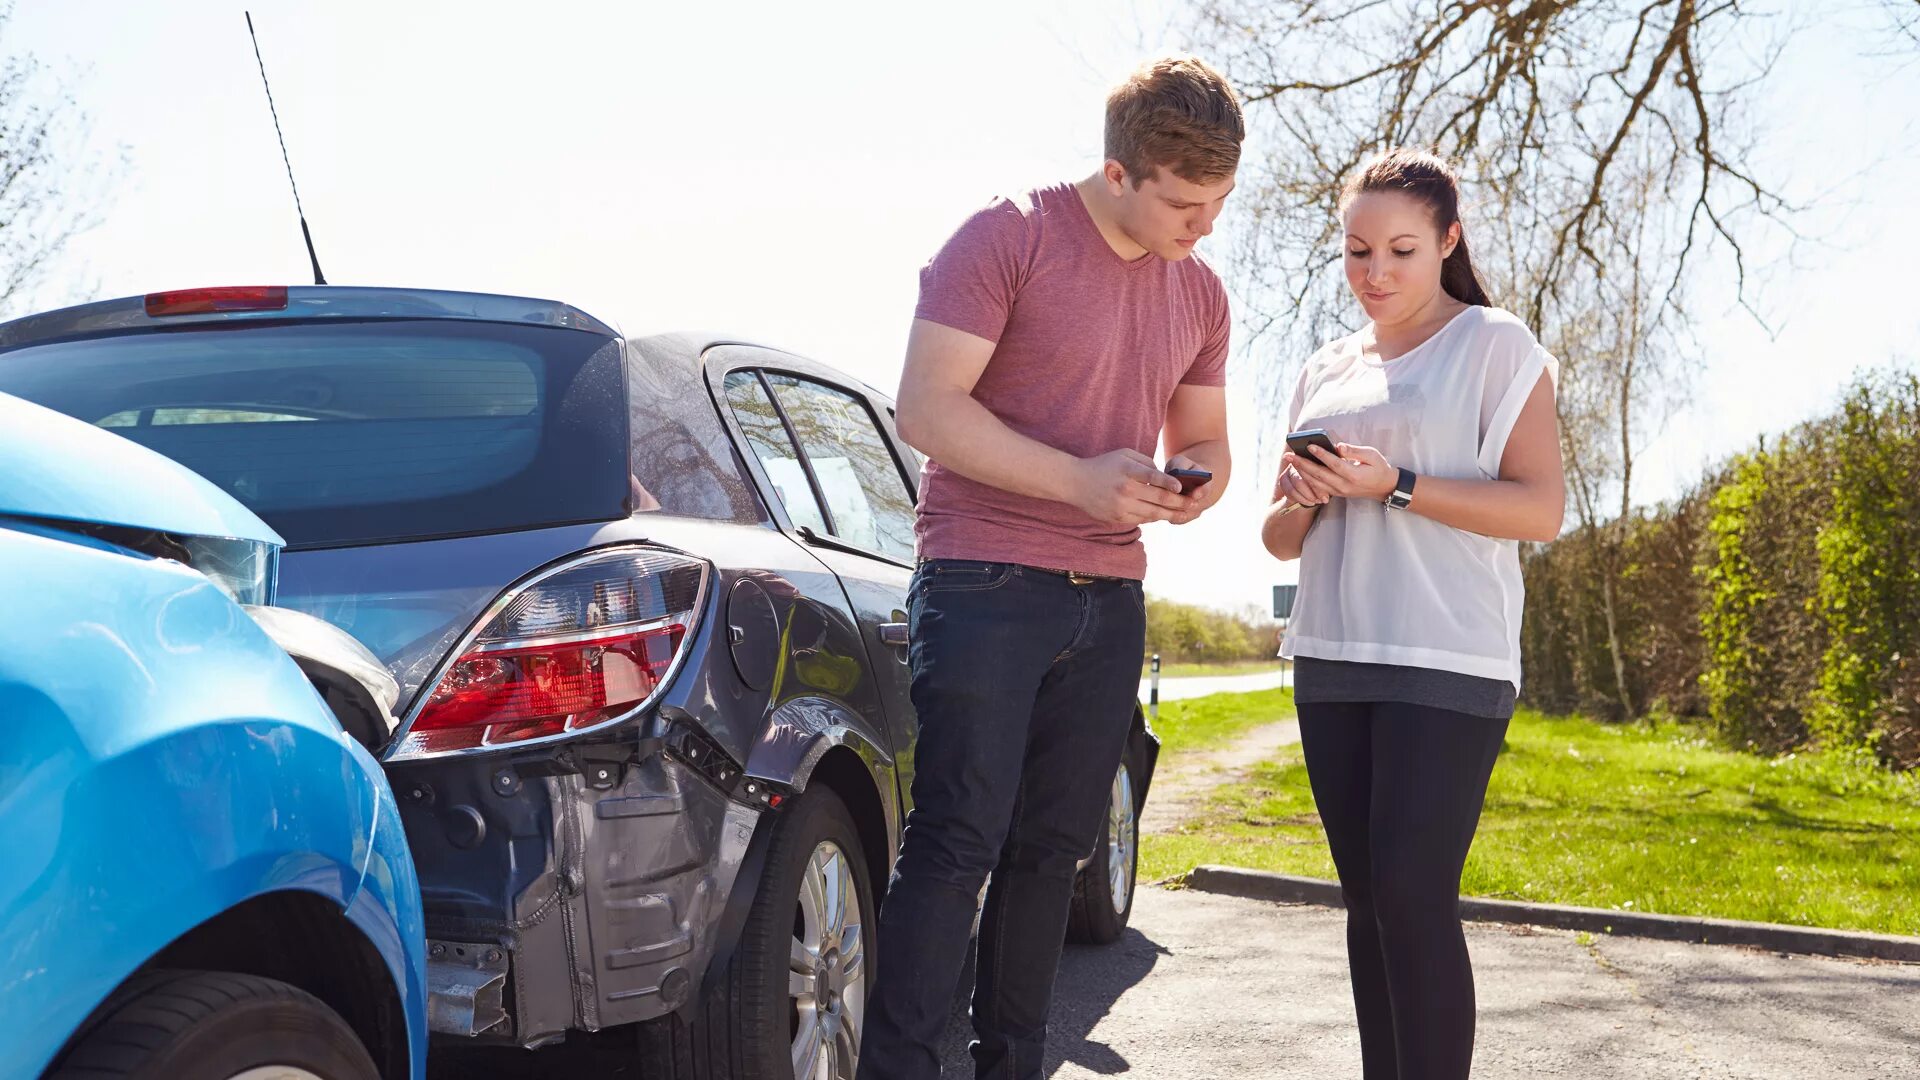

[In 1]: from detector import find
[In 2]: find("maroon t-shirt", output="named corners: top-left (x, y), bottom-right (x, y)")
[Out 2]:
top-left (913, 181), bottom-right (1230, 580)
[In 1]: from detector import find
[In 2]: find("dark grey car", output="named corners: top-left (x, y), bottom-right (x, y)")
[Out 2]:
top-left (0, 285), bottom-right (1158, 1078)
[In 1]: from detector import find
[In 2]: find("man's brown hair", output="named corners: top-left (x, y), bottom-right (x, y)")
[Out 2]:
top-left (1104, 55), bottom-right (1245, 188)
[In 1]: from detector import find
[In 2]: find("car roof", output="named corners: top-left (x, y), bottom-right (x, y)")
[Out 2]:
top-left (629, 330), bottom-right (897, 409)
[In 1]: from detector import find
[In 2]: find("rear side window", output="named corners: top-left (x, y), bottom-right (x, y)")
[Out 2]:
top-left (723, 370), bottom-right (831, 535)
top-left (763, 374), bottom-right (917, 564)
top-left (0, 320), bottom-right (631, 548)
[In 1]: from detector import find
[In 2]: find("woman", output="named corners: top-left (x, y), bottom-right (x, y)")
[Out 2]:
top-left (1261, 148), bottom-right (1565, 1080)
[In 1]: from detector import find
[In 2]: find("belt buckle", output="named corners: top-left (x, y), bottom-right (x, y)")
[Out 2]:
top-left (1066, 571), bottom-right (1097, 586)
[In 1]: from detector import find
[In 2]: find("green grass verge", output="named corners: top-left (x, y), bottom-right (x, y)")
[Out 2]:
top-left (1143, 708), bottom-right (1920, 936)
top-left (1143, 660), bottom-right (1287, 679)
top-left (1147, 688), bottom-right (1295, 755)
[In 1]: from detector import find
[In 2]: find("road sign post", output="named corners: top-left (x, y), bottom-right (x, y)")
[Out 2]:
top-left (1273, 585), bottom-right (1298, 690)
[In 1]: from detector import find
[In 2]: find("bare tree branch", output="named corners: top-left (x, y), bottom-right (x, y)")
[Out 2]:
top-left (1895, 0), bottom-right (1920, 44)
top-left (0, 4), bottom-right (117, 314)
top-left (1185, 0), bottom-right (1819, 475)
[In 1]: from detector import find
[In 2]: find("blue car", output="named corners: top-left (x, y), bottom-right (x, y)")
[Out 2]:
top-left (0, 392), bottom-right (428, 1079)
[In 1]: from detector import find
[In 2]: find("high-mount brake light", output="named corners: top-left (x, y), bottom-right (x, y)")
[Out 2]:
top-left (144, 286), bottom-right (290, 317)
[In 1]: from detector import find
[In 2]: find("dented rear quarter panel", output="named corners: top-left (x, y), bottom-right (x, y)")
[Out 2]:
top-left (351, 511), bottom-right (906, 1043)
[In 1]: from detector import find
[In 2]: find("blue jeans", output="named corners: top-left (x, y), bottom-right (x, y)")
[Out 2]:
top-left (856, 560), bottom-right (1146, 1080)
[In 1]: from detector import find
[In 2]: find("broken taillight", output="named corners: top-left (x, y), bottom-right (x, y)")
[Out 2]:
top-left (387, 547), bottom-right (708, 760)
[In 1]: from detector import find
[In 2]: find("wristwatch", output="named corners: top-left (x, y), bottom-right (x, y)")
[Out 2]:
top-left (1384, 467), bottom-right (1416, 511)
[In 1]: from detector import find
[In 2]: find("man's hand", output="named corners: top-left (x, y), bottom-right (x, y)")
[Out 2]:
top-left (1160, 383), bottom-right (1230, 526)
top-left (1072, 449), bottom-right (1193, 525)
top-left (1163, 451), bottom-right (1215, 525)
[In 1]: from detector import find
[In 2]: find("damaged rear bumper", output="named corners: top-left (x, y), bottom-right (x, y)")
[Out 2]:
top-left (398, 735), bottom-right (766, 1047)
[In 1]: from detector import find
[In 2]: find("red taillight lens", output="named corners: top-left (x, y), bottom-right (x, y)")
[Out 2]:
top-left (389, 547), bottom-right (707, 760)
top-left (404, 625), bottom-right (685, 754)
top-left (144, 285), bottom-right (290, 316)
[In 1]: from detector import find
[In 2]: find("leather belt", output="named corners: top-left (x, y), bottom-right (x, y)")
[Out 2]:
top-left (1032, 566), bottom-right (1119, 586)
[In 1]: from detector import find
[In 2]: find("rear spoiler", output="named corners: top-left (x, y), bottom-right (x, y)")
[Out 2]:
top-left (0, 286), bottom-right (617, 352)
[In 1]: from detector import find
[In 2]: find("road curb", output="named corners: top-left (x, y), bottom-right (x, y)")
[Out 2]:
top-left (1184, 866), bottom-right (1920, 963)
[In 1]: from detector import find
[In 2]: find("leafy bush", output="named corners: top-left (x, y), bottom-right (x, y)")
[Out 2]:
top-left (1143, 596), bottom-right (1279, 665)
top-left (1808, 374), bottom-right (1920, 763)
top-left (1523, 368), bottom-right (1920, 769)
top-left (1698, 440), bottom-right (1830, 754)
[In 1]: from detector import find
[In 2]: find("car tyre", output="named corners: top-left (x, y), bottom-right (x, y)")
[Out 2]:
top-left (638, 786), bottom-right (873, 1080)
top-left (1067, 731), bottom-right (1144, 945)
top-left (47, 969), bottom-right (378, 1080)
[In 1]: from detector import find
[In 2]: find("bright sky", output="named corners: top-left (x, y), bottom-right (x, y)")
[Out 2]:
top-left (11, 1), bottom-right (1918, 616)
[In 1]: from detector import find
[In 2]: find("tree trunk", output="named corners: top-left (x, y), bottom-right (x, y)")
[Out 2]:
top-left (1600, 564), bottom-right (1635, 720)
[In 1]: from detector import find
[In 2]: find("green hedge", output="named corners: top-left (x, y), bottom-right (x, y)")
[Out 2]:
top-left (1809, 378), bottom-right (1920, 763)
top-left (1523, 370), bottom-right (1920, 769)
top-left (1699, 436), bottom-right (1832, 753)
top-left (1520, 481), bottom-right (1719, 724)
top-left (1143, 596), bottom-right (1280, 666)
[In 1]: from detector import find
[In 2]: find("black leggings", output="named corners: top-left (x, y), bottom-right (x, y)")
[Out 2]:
top-left (1297, 701), bottom-right (1510, 1080)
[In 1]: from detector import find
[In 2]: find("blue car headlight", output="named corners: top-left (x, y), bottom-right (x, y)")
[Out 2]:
top-left (180, 535), bottom-right (278, 606)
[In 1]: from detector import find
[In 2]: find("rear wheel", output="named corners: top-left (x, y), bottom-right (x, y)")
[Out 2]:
top-left (1067, 733), bottom-right (1143, 945)
top-left (48, 970), bottom-right (378, 1080)
top-left (637, 786), bottom-right (873, 1079)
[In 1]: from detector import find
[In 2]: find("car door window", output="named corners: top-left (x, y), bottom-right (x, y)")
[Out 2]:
top-left (723, 370), bottom-right (831, 535)
top-left (764, 374), bottom-right (917, 563)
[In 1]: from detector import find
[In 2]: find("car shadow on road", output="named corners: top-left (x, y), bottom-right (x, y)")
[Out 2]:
top-left (938, 926), bottom-right (1169, 1077)
top-left (430, 926), bottom-right (1171, 1078)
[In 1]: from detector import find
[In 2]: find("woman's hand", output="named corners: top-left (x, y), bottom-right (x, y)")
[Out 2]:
top-left (1293, 442), bottom-right (1398, 502)
top-left (1275, 451), bottom-right (1330, 509)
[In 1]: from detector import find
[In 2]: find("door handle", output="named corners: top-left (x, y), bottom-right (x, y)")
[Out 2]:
top-left (878, 622), bottom-right (909, 647)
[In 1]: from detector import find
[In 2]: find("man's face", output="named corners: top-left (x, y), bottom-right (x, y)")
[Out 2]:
top-left (1109, 162), bottom-right (1236, 261)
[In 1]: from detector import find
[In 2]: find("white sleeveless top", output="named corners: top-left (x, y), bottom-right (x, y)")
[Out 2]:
top-left (1279, 306), bottom-right (1558, 690)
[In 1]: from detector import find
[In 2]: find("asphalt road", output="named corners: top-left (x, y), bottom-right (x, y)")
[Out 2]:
top-left (1141, 667), bottom-right (1292, 703)
top-left (443, 886), bottom-right (1920, 1078)
top-left (936, 888), bottom-right (1920, 1079)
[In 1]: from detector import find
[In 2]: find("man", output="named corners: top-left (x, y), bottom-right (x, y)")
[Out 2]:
top-left (857, 56), bottom-right (1242, 1080)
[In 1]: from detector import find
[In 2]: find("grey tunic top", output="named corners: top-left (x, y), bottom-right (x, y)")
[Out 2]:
top-left (1293, 656), bottom-right (1517, 720)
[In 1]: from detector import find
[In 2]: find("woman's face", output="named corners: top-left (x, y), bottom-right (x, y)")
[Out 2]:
top-left (1341, 190), bottom-right (1460, 326)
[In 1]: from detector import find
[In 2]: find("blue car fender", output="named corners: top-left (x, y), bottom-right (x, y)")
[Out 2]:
top-left (0, 528), bottom-right (427, 1077)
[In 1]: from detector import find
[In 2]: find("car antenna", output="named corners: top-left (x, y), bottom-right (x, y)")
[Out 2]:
top-left (245, 11), bottom-right (327, 285)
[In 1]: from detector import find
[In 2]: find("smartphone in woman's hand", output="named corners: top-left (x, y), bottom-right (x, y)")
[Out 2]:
top-left (1285, 428), bottom-right (1339, 463)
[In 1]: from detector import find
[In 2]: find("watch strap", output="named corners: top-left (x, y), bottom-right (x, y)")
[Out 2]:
top-left (1385, 467), bottom-right (1416, 510)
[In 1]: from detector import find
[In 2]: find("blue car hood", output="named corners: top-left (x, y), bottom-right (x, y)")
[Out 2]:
top-left (0, 392), bottom-right (282, 545)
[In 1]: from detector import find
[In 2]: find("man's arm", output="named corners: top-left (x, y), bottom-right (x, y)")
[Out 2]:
top-left (894, 318), bottom-right (1191, 526)
top-left (1159, 382), bottom-right (1230, 525)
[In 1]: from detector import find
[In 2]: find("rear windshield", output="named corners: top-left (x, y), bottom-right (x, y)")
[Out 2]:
top-left (0, 319), bottom-right (630, 548)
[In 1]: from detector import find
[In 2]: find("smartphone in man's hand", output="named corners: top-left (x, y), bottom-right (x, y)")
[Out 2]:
top-left (1165, 466), bottom-right (1213, 494)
